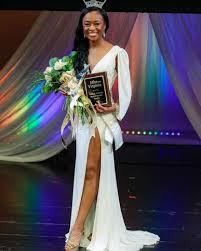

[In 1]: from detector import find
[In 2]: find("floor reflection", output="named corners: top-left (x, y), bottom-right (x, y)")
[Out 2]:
top-left (0, 143), bottom-right (201, 251)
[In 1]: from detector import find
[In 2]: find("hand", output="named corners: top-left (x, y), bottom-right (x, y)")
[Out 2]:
top-left (95, 102), bottom-right (117, 114)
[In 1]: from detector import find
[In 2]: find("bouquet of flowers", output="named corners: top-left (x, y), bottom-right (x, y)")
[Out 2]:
top-left (31, 51), bottom-right (96, 147)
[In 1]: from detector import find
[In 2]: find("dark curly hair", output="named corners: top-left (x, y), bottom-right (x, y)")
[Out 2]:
top-left (73, 7), bottom-right (109, 75)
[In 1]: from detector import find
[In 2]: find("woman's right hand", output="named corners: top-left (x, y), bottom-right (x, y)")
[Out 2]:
top-left (95, 102), bottom-right (117, 114)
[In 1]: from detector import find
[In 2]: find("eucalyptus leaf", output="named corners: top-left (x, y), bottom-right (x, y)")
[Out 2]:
top-left (49, 57), bottom-right (58, 67)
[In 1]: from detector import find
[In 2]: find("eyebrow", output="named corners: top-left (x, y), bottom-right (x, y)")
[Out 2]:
top-left (84, 19), bottom-right (102, 22)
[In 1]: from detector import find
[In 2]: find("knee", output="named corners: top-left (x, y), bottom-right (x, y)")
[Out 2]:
top-left (85, 163), bottom-right (99, 180)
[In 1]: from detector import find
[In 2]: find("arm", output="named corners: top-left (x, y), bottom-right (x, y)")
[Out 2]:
top-left (115, 48), bottom-right (131, 120)
top-left (96, 48), bottom-right (131, 119)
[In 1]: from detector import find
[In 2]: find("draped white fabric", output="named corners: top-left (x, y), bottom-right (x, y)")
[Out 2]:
top-left (0, 11), bottom-right (138, 162)
top-left (0, 12), bottom-right (200, 162)
top-left (150, 13), bottom-right (201, 138)
top-left (65, 45), bottom-right (160, 251)
top-left (0, 12), bottom-right (81, 162)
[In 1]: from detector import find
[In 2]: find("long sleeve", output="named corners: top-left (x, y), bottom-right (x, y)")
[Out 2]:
top-left (116, 48), bottom-right (132, 121)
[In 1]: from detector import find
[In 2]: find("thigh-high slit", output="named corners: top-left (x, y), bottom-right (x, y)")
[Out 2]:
top-left (65, 116), bottom-right (160, 251)
top-left (73, 127), bottom-right (101, 236)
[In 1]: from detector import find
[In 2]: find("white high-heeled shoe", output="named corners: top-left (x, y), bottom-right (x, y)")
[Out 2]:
top-left (65, 229), bottom-right (84, 251)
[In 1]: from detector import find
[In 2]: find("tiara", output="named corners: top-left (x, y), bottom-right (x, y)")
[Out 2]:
top-left (83, 0), bottom-right (107, 9)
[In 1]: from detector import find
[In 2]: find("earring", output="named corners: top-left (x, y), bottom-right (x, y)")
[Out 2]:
top-left (103, 31), bottom-right (106, 38)
top-left (83, 33), bottom-right (86, 38)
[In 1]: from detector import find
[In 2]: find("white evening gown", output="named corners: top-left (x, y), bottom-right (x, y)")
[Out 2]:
top-left (65, 45), bottom-right (160, 251)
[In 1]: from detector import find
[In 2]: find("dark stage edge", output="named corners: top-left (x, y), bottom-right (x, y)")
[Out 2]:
top-left (0, 142), bottom-right (201, 251)
top-left (0, 0), bottom-right (201, 13)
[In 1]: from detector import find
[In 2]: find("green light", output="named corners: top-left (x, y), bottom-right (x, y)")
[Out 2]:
top-left (148, 131), bottom-right (152, 135)
top-left (143, 131), bottom-right (147, 135)
top-left (154, 131), bottom-right (158, 135)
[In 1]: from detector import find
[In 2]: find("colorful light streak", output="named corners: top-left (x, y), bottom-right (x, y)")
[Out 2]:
top-left (123, 130), bottom-right (181, 137)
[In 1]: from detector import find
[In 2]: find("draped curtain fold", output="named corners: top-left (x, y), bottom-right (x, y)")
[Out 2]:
top-left (0, 11), bottom-right (138, 162)
top-left (0, 11), bottom-right (200, 163)
top-left (150, 13), bottom-right (201, 138)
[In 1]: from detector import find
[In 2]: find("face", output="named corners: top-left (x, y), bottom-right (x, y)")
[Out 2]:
top-left (82, 11), bottom-right (106, 42)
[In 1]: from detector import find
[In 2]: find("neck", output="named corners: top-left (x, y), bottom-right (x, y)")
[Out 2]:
top-left (89, 37), bottom-right (105, 49)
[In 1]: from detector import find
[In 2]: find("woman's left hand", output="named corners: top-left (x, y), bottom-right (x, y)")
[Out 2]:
top-left (95, 102), bottom-right (116, 114)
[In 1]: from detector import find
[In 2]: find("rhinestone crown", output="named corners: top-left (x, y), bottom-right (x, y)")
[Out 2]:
top-left (83, 0), bottom-right (107, 9)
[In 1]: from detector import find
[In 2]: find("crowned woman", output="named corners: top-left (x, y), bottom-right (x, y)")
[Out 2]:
top-left (65, 1), bottom-right (160, 250)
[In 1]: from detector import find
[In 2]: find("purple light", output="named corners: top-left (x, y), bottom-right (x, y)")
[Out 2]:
top-left (124, 130), bottom-right (182, 137)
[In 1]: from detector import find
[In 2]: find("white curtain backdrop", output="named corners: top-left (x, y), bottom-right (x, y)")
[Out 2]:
top-left (0, 11), bottom-right (138, 162)
top-left (1, 12), bottom-right (200, 163)
top-left (150, 13), bottom-right (201, 138)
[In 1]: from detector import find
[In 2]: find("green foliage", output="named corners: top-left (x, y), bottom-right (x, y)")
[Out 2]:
top-left (30, 51), bottom-right (78, 94)
top-left (49, 57), bottom-right (59, 67)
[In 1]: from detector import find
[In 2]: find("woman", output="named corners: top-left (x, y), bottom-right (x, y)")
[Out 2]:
top-left (65, 6), bottom-right (160, 251)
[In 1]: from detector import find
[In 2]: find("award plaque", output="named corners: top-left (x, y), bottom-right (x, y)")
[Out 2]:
top-left (83, 71), bottom-right (112, 107)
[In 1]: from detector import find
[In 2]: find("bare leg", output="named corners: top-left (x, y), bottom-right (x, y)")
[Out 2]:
top-left (71, 128), bottom-right (101, 232)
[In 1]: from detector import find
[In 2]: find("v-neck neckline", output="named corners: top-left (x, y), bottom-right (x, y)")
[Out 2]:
top-left (89, 45), bottom-right (116, 73)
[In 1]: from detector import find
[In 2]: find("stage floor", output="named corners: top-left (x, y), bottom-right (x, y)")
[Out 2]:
top-left (0, 143), bottom-right (201, 251)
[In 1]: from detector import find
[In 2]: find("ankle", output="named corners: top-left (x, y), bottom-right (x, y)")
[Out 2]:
top-left (71, 222), bottom-right (84, 233)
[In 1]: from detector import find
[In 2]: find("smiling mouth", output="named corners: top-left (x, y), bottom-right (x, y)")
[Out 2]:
top-left (88, 33), bottom-right (97, 36)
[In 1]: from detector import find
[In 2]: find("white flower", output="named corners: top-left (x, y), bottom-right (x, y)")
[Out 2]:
top-left (66, 69), bottom-right (75, 75)
top-left (59, 69), bottom-right (77, 85)
top-left (44, 66), bottom-right (53, 74)
top-left (54, 59), bottom-right (66, 70)
top-left (68, 79), bottom-right (77, 90)
top-left (60, 72), bottom-right (71, 83)
top-left (45, 75), bottom-right (52, 82)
